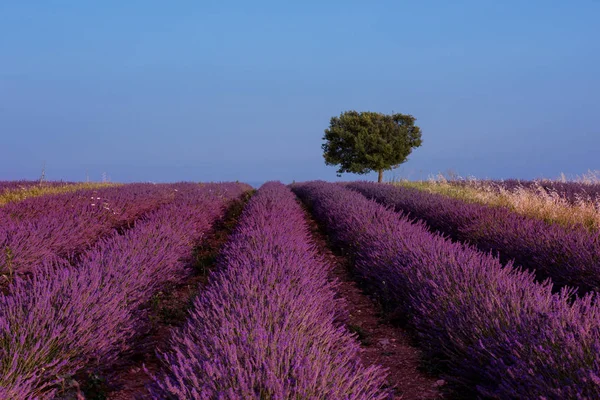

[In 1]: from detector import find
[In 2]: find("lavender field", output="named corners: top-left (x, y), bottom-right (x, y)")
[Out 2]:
top-left (1, 180), bottom-right (599, 399)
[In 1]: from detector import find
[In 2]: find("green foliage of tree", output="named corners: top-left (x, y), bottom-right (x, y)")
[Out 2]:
top-left (322, 111), bottom-right (423, 182)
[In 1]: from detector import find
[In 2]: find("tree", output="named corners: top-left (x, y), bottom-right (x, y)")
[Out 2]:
top-left (322, 111), bottom-right (423, 182)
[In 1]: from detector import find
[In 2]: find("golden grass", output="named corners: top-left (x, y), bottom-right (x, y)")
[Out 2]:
top-left (0, 182), bottom-right (119, 206)
top-left (396, 178), bottom-right (600, 231)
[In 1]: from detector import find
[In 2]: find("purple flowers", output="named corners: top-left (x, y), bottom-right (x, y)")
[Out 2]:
top-left (0, 183), bottom-right (249, 398)
top-left (0, 184), bottom-right (178, 276)
top-left (347, 181), bottom-right (600, 293)
top-left (151, 182), bottom-right (389, 399)
top-left (4, 177), bottom-right (596, 398)
top-left (293, 181), bottom-right (600, 398)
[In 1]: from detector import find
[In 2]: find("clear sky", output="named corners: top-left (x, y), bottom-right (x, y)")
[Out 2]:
top-left (1, 1), bottom-right (598, 184)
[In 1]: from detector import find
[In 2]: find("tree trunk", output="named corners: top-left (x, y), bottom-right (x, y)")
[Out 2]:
top-left (378, 169), bottom-right (383, 183)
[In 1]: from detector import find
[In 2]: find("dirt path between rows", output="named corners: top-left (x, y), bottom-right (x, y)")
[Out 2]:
top-left (99, 193), bottom-right (251, 400)
top-left (87, 189), bottom-right (441, 399)
top-left (302, 207), bottom-right (445, 400)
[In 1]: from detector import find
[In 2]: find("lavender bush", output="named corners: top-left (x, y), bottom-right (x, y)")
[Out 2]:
top-left (150, 182), bottom-right (389, 400)
top-left (0, 182), bottom-right (249, 399)
top-left (0, 184), bottom-right (181, 276)
top-left (293, 181), bottom-right (600, 399)
top-left (347, 181), bottom-right (600, 294)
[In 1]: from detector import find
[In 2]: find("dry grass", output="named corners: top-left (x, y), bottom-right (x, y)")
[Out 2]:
top-left (0, 182), bottom-right (119, 206)
top-left (396, 176), bottom-right (600, 231)
top-left (560, 169), bottom-right (600, 184)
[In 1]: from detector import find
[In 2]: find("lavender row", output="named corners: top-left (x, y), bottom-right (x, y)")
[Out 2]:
top-left (0, 184), bottom-right (186, 276)
top-left (150, 182), bottom-right (388, 399)
top-left (293, 181), bottom-right (600, 399)
top-left (347, 181), bottom-right (600, 294)
top-left (0, 182), bottom-right (249, 399)
top-left (1, 183), bottom-right (167, 223)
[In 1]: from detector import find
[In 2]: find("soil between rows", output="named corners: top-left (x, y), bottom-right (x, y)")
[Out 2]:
top-left (100, 193), bottom-right (251, 400)
top-left (301, 205), bottom-right (445, 400)
top-left (86, 189), bottom-right (443, 399)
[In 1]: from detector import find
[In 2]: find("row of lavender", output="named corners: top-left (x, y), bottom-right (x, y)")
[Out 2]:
top-left (294, 181), bottom-right (600, 398)
top-left (150, 182), bottom-right (388, 399)
top-left (0, 183), bottom-right (249, 399)
top-left (0, 184), bottom-right (180, 276)
top-left (455, 179), bottom-right (600, 205)
top-left (347, 182), bottom-right (600, 294)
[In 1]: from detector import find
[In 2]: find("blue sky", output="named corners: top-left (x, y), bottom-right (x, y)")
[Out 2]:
top-left (1, 1), bottom-right (598, 183)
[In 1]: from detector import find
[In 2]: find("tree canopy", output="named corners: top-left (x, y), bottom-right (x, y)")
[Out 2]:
top-left (322, 111), bottom-right (423, 182)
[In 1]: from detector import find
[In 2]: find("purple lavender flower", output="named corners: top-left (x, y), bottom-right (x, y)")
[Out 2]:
top-left (0, 183), bottom-right (249, 399)
top-left (150, 182), bottom-right (389, 400)
top-left (293, 181), bottom-right (600, 399)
